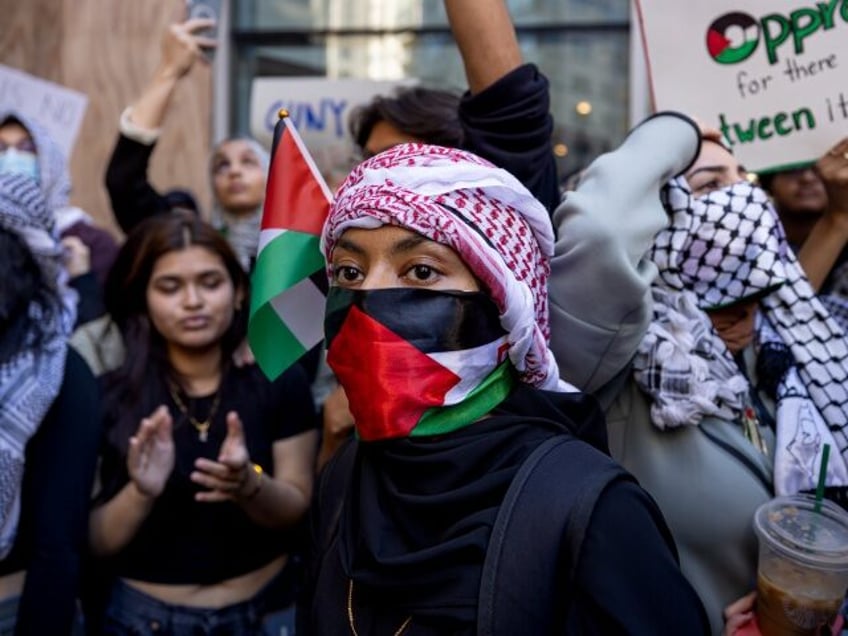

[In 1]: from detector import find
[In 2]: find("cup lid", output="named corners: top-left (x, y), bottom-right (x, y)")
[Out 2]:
top-left (754, 494), bottom-right (848, 569)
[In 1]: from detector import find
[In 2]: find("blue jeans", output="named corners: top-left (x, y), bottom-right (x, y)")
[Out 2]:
top-left (0, 597), bottom-right (15, 636)
top-left (103, 563), bottom-right (298, 636)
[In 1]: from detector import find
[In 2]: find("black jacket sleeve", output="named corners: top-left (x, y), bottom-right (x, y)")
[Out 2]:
top-left (69, 272), bottom-right (105, 327)
top-left (459, 63), bottom-right (561, 214)
top-left (569, 480), bottom-right (710, 635)
top-left (104, 133), bottom-right (172, 235)
top-left (15, 349), bottom-right (102, 635)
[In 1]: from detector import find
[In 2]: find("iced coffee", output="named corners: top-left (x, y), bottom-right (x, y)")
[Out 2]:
top-left (753, 495), bottom-right (848, 636)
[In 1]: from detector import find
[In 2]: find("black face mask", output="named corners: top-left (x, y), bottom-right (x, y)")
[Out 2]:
top-left (324, 287), bottom-right (512, 440)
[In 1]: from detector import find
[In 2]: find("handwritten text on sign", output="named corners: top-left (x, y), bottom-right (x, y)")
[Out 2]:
top-left (636, 0), bottom-right (848, 172)
top-left (0, 65), bottom-right (88, 159)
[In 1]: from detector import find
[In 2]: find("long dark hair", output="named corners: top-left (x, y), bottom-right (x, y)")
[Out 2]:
top-left (102, 211), bottom-right (250, 429)
top-left (0, 227), bottom-right (52, 361)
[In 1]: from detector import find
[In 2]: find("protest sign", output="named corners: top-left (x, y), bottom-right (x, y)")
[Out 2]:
top-left (250, 77), bottom-right (414, 188)
top-left (635, 0), bottom-right (848, 172)
top-left (0, 65), bottom-right (88, 159)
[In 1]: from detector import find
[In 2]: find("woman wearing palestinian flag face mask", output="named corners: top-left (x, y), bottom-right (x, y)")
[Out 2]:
top-left (605, 137), bottom-right (848, 634)
top-left (300, 143), bottom-right (709, 635)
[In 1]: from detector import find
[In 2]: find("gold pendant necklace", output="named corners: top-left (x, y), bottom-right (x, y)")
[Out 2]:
top-left (347, 579), bottom-right (412, 636)
top-left (167, 381), bottom-right (221, 442)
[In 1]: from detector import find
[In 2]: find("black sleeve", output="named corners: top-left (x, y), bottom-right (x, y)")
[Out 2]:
top-left (69, 272), bottom-right (105, 326)
top-left (459, 63), bottom-right (561, 214)
top-left (104, 133), bottom-right (172, 235)
top-left (569, 480), bottom-right (710, 635)
top-left (15, 349), bottom-right (102, 636)
top-left (270, 363), bottom-right (320, 439)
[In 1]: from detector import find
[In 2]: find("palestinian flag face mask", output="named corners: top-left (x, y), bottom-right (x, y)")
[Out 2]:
top-left (324, 287), bottom-right (514, 441)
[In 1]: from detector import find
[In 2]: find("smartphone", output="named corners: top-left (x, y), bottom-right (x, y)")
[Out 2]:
top-left (186, 0), bottom-right (220, 60)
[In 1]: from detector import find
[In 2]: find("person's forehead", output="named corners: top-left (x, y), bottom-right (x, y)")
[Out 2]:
top-left (152, 246), bottom-right (227, 275)
top-left (364, 121), bottom-right (420, 157)
top-left (691, 140), bottom-right (739, 172)
top-left (0, 121), bottom-right (32, 142)
top-left (215, 139), bottom-right (258, 159)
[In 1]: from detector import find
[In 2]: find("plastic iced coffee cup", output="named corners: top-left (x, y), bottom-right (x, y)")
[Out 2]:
top-left (753, 494), bottom-right (848, 636)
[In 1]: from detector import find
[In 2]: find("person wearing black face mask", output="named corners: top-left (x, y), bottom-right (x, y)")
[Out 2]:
top-left (298, 142), bottom-right (709, 636)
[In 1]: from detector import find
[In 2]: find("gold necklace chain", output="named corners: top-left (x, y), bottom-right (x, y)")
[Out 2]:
top-left (167, 381), bottom-right (221, 442)
top-left (347, 579), bottom-right (412, 636)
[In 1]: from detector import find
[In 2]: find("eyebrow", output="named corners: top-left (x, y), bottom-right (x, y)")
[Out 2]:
top-left (152, 269), bottom-right (225, 282)
top-left (687, 165), bottom-right (729, 179)
top-left (335, 233), bottom-right (430, 256)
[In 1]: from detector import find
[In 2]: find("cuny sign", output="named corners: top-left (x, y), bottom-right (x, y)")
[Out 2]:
top-left (249, 77), bottom-right (414, 185)
top-left (636, 0), bottom-right (848, 172)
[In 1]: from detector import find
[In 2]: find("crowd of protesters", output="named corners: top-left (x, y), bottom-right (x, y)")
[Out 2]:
top-left (3, 0), bottom-right (848, 635)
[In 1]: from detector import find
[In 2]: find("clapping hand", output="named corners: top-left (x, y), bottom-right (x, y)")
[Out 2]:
top-left (128, 405), bottom-right (175, 498)
top-left (192, 411), bottom-right (253, 502)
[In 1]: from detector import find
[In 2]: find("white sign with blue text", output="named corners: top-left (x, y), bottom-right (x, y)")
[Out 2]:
top-left (635, 0), bottom-right (848, 172)
top-left (250, 77), bottom-right (414, 188)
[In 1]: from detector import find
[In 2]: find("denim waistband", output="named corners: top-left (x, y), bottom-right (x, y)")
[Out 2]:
top-left (104, 559), bottom-right (300, 636)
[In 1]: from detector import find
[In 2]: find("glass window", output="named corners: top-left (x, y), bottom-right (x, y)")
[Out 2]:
top-left (230, 0), bottom-right (630, 184)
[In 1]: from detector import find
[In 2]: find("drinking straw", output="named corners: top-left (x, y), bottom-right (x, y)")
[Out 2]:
top-left (814, 443), bottom-right (831, 513)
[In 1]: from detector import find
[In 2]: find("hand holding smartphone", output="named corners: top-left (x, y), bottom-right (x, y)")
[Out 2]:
top-left (185, 0), bottom-right (220, 61)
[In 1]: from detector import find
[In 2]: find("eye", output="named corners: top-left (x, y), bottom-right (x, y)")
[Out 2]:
top-left (200, 274), bottom-right (225, 289)
top-left (212, 159), bottom-right (230, 174)
top-left (332, 265), bottom-right (363, 286)
top-left (407, 264), bottom-right (436, 282)
top-left (693, 179), bottom-right (722, 197)
top-left (154, 280), bottom-right (180, 294)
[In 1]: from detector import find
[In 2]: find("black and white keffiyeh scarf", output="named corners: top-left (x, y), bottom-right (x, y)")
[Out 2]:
top-left (0, 173), bottom-right (76, 558)
top-left (0, 109), bottom-right (72, 214)
top-left (635, 177), bottom-right (848, 496)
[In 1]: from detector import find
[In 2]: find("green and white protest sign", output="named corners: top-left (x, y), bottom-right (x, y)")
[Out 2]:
top-left (635, 0), bottom-right (848, 172)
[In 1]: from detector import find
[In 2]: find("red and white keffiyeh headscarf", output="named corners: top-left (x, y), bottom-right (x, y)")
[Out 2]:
top-left (321, 143), bottom-right (568, 391)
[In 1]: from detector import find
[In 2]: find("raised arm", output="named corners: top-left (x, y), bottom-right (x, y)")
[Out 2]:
top-left (444, 0), bottom-right (522, 95)
top-left (126, 18), bottom-right (214, 130)
top-left (105, 19), bottom-right (214, 234)
top-left (447, 0), bottom-right (560, 212)
top-left (548, 112), bottom-right (701, 394)
top-left (795, 138), bottom-right (848, 291)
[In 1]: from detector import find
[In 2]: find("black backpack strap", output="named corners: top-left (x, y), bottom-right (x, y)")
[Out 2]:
top-left (477, 435), bottom-right (632, 636)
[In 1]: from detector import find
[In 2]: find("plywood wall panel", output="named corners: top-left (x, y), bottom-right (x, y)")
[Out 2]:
top-left (0, 0), bottom-right (213, 237)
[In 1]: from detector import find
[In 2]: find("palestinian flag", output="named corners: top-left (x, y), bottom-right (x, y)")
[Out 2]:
top-left (248, 110), bottom-right (334, 380)
top-left (325, 288), bottom-right (515, 440)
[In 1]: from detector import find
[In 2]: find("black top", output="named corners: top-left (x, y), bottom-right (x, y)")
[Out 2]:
top-left (460, 63), bottom-right (561, 214)
top-left (104, 134), bottom-right (174, 236)
top-left (300, 385), bottom-right (708, 635)
top-left (0, 348), bottom-right (101, 635)
top-left (97, 364), bottom-right (317, 584)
